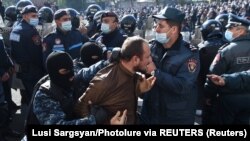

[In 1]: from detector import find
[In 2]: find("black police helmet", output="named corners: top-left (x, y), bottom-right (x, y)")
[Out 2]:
top-left (120, 15), bottom-right (136, 35)
top-left (67, 8), bottom-right (80, 29)
top-left (16, 0), bottom-right (33, 14)
top-left (38, 6), bottom-right (54, 23)
top-left (86, 4), bottom-right (102, 20)
top-left (5, 5), bottom-right (17, 21)
top-left (215, 14), bottom-right (228, 30)
top-left (200, 19), bottom-right (223, 40)
top-left (93, 10), bottom-right (105, 24)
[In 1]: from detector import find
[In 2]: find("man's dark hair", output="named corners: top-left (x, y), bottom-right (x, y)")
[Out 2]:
top-left (120, 36), bottom-right (147, 61)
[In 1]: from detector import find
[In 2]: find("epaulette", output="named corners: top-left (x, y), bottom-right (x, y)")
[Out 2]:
top-left (184, 41), bottom-right (198, 52)
top-left (218, 42), bottom-right (230, 51)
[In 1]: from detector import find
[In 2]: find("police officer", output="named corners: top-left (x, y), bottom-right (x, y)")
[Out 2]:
top-left (37, 6), bottom-right (54, 38)
top-left (215, 14), bottom-right (228, 32)
top-left (208, 71), bottom-right (250, 93)
top-left (15, 0), bottom-right (33, 26)
top-left (94, 11), bottom-right (126, 56)
top-left (4, 6), bottom-right (17, 27)
top-left (92, 10), bottom-right (105, 35)
top-left (29, 51), bottom-right (126, 126)
top-left (198, 19), bottom-right (227, 124)
top-left (2, 6), bottom-right (17, 53)
top-left (66, 8), bottom-right (80, 30)
top-left (43, 9), bottom-right (89, 63)
top-left (141, 7), bottom-right (200, 124)
top-left (10, 5), bottom-right (45, 105)
top-left (85, 4), bottom-right (102, 37)
top-left (204, 14), bottom-right (250, 124)
top-left (120, 15), bottom-right (136, 37)
top-left (74, 42), bottom-right (103, 71)
top-left (0, 36), bottom-right (20, 141)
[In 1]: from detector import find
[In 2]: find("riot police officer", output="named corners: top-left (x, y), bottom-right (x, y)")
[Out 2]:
top-left (92, 10), bottom-right (105, 35)
top-left (198, 19), bottom-right (227, 124)
top-left (43, 9), bottom-right (89, 64)
top-left (67, 8), bottom-right (80, 30)
top-left (4, 5), bottom-right (16, 27)
top-left (85, 4), bottom-right (102, 37)
top-left (204, 14), bottom-right (250, 124)
top-left (120, 15), bottom-right (136, 37)
top-left (10, 5), bottom-right (45, 105)
top-left (15, 0), bottom-right (33, 25)
top-left (3, 6), bottom-right (17, 50)
top-left (38, 6), bottom-right (53, 24)
top-left (215, 14), bottom-right (228, 32)
top-left (37, 6), bottom-right (54, 38)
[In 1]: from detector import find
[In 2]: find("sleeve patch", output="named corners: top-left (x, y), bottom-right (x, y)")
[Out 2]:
top-left (10, 33), bottom-right (20, 42)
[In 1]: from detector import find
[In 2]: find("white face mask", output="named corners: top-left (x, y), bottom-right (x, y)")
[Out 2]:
top-left (101, 23), bottom-right (111, 34)
top-left (29, 18), bottom-right (39, 26)
top-left (155, 28), bottom-right (172, 44)
top-left (61, 21), bottom-right (72, 31)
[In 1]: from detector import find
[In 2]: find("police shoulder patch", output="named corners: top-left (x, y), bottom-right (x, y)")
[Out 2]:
top-left (187, 58), bottom-right (198, 73)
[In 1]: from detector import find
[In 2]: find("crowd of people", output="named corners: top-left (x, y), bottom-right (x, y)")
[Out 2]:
top-left (0, 0), bottom-right (249, 140)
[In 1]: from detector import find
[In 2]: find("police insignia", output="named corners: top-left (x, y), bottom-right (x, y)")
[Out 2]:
top-left (55, 38), bottom-right (61, 44)
top-left (32, 35), bottom-right (41, 45)
top-left (187, 59), bottom-right (197, 73)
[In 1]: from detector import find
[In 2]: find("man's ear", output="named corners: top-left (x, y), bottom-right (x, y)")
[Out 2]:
top-left (55, 19), bottom-right (60, 25)
top-left (133, 56), bottom-right (140, 66)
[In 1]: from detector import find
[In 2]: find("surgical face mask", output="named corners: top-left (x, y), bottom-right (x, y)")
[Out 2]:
top-left (29, 18), bottom-right (39, 26)
top-left (155, 28), bottom-right (172, 44)
top-left (225, 30), bottom-right (235, 42)
top-left (61, 21), bottom-right (72, 31)
top-left (101, 23), bottom-right (111, 34)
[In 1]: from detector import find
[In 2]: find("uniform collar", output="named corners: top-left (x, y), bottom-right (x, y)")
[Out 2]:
top-left (167, 34), bottom-right (183, 51)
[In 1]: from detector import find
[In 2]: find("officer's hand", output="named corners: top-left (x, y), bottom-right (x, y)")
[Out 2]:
top-left (110, 109), bottom-right (127, 125)
top-left (138, 73), bottom-right (156, 93)
top-left (88, 101), bottom-right (108, 124)
top-left (1, 72), bottom-right (9, 82)
top-left (207, 74), bottom-right (225, 86)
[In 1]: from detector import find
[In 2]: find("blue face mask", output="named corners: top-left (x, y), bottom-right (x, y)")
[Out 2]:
top-left (155, 28), bottom-right (172, 44)
top-left (225, 30), bottom-right (235, 41)
top-left (61, 21), bottom-right (72, 31)
top-left (101, 23), bottom-right (111, 34)
top-left (29, 18), bottom-right (39, 26)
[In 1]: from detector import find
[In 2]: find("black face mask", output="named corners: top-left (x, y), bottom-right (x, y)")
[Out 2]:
top-left (46, 51), bottom-right (74, 90)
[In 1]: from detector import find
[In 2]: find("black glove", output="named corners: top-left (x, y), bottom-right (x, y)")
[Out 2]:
top-left (90, 104), bottom-right (108, 124)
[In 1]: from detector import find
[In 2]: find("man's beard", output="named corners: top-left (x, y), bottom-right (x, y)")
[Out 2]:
top-left (133, 65), bottom-right (147, 74)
